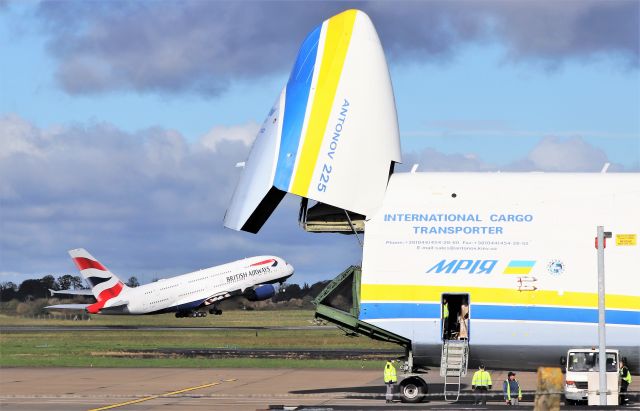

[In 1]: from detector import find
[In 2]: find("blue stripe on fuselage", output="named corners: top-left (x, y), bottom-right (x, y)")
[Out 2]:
top-left (359, 302), bottom-right (640, 325)
top-left (273, 24), bottom-right (321, 191)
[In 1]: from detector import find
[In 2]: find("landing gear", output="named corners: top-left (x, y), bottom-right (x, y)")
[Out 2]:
top-left (175, 311), bottom-right (207, 318)
top-left (399, 377), bottom-right (427, 403)
top-left (208, 307), bottom-right (223, 315)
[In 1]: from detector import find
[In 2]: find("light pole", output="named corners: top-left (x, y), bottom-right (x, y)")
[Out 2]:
top-left (596, 226), bottom-right (612, 406)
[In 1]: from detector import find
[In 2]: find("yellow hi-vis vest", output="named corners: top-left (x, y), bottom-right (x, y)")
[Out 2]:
top-left (443, 302), bottom-right (449, 319)
top-left (384, 362), bottom-right (397, 383)
top-left (505, 379), bottom-right (522, 400)
top-left (621, 366), bottom-right (632, 384)
top-left (472, 370), bottom-right (492, 387)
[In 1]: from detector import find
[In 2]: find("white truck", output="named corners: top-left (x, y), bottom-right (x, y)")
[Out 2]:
top-left (563, 348), bottom-right (619, 405)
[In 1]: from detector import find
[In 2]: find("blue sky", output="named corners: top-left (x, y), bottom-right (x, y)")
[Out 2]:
top-left (1, 1), bottom-right (638, 286)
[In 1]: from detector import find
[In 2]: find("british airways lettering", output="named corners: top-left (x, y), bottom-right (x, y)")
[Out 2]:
top-left (226, 267), bottom-right (271, 283)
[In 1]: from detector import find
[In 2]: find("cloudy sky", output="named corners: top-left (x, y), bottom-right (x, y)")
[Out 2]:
top-left (1, 1), bottom-right (638, 286)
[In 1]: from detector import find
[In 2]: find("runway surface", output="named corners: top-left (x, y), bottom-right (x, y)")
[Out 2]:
top-left (2, 368), bottom-right (638, 410)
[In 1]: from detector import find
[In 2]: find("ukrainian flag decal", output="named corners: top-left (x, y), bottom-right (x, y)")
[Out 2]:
top-left (503, 260), bottom-right (536, 275)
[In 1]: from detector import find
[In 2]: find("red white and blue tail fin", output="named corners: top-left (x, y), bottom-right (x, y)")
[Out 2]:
top-left (68, 248), bottom-right (128, 313)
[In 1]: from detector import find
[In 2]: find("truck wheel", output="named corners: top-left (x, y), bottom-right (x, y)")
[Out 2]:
top-left (400, 377), bottom-right (427, 403)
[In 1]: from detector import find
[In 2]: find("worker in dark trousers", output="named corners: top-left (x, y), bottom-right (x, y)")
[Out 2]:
top-left (472, 364), bottom-right (492, 405)
top-left (503, 371), bottom-right (522, 405)
top-left (619, 359), bottom-right (632, 406)
top-left (383, 360), bottom-right (397, 403)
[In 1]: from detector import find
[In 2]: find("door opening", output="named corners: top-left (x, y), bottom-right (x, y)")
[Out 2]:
top-left (441, 293), bottom-right (470, 341)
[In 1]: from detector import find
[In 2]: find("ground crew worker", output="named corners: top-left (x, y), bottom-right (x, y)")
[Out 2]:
top-left (458, 299), bottom-right (469, 340)
top-left (472, 364), bottom-right (492, 405)
top-left (503, 371), bottom-right (522, 405)
top-left (383, 360), bottom-right (398, 403)
top-left (443, 298), bottom-right (450, 339)
top-left (619, 359), bottom-right (632, 405)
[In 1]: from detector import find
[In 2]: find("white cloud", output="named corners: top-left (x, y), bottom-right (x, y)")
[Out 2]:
top-left (524, 136), bottom-right (609, 171)
top-left (401, 147), bottom-right (496, 172)
top-left (200, 121), bottom-right (260, 152)
top-left (0, 115), bottom-right (360, 286)
top-left (0, 114), bottom-right (43, 159)
top-left (402, 135), bottom-right (631, 172)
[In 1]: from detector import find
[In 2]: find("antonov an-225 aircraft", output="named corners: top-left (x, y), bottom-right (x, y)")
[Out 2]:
top-left (46, 249), bottom-right (294, 317)
top-left (222, 9), bottom-right (639, 402)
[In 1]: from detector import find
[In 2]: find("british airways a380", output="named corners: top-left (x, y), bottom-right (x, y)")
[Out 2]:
top-left (46, 248), bottom-right (294, 318)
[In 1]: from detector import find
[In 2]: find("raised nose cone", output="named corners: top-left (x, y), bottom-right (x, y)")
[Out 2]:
top-left (224, 9), bottom-right (400, 234)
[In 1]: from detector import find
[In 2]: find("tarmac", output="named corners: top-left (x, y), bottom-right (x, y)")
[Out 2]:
top-left (1, 367), bottom-right (638, 410)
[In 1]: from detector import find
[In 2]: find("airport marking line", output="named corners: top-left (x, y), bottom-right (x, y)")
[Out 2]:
top-left (86, 380), bottom-right (234, 411)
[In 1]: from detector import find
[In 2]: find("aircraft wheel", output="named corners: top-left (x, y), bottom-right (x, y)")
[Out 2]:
top-left (400, 377), bottom-right (427, 403)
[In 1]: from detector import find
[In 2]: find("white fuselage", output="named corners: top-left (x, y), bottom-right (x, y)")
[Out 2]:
top-left (360, 172), bottom-right (640, 370)
top-left (106, 256), bottom-right (293, 314)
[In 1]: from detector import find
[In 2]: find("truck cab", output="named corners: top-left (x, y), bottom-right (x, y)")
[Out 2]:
top-left (563, 348), bottom-right (619, 404)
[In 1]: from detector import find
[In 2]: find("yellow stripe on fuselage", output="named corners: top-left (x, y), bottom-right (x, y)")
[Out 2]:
top-left (361, 284), bottom-right (640, 311)
top-left (290, 9), bottom-right (356, 196)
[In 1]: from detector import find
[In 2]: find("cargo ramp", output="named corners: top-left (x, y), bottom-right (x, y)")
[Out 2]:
top-left (313, 266), bottom-right (410, 348)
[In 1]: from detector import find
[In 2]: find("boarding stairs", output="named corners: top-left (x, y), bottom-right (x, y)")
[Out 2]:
top-left (440, 340), bottom-right (469, 402)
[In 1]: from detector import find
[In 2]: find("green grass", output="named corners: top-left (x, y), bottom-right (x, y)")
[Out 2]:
top-left (0, 309), bottom-right (317, 327)
top-left (0, 310), bottom-right (398, 368)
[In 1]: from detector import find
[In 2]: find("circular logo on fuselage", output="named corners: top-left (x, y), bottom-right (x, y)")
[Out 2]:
top-left (547, 259), bottom-right (565, 275)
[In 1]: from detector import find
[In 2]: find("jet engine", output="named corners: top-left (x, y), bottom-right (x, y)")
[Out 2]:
top-left (244, 284), bottom-right (276, 301)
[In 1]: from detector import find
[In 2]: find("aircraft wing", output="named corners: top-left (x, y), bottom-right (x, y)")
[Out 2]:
top-left (173, 289), bottom-right (243, 309)
top-left (172, 285), bottom-right (267, 311)
top-left (49, 289), bottom-right (94, 297)
top-left (44, 304), bottom-right (90, 311)
top-left (203, 289), bottom-right (243, 305)
top-left (204, 284), bottom-right (279, 305)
